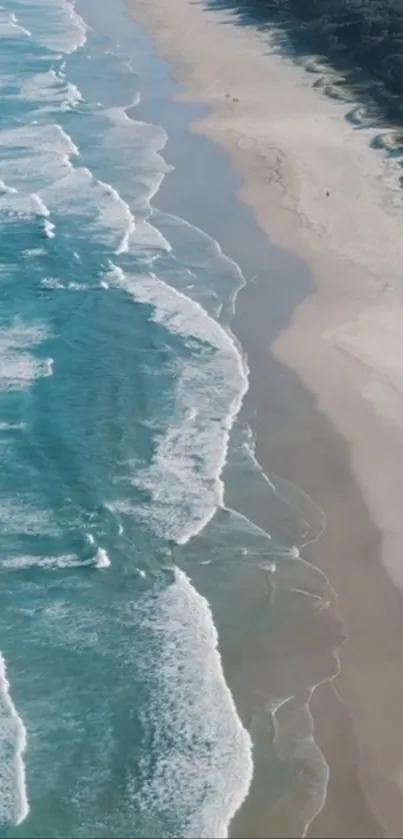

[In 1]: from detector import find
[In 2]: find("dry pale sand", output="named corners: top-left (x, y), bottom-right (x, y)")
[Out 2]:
top-left (126, 0), bottom-right (403, 836)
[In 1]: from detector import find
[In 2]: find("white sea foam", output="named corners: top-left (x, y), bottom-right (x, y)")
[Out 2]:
top-left (0, 9), bottom-right (31, 38)
top-left (31, 194), bottom-right (56, 239)
top-left (137, 568), bottom-right (253, 837)
top-left (0, 123), bottom-right (77, 193)
top-left (108, 267), bottom-right (249, 544)
top-left (40, 279), bottom-right (90, 292)
top-left (2, 548), bottom-right (109, 571)
top-left (12, 0), bottom-right (87, 54)
top-left (98, 106), bottom-right (171, 211)
top-left (106, 105), bottom-right (168, 159)
top-left (94, 548), bottom-right (110, 569)
top-left (0, 653), bottom-right (28, 827)
top-left (0, 122), bottom-right (79, 158)
top-left (67, 281), bottom-right (87, 291)
top-left (0, 322), bottom-right (52, 390)
top-left (0, 180), bottom-right (17, 195)
top-left (128, 218), bottom-right (171, 257)
top-left (40, 168), bottom-right (135, 253)
top-left (31, 194), bottom-right (50, 218)
top-left (154, 209), bottom-right (245, 320)
top-left (18, 69), bottom-right (83, 110)
top-left (0, 191), bottom-right (51, 222)
top-left (79, 104), bottom-right (170, 258)
top-left (2, 553), bottom-right (81, 570)
top-left (10, 18), bottom-right (31, 39)
top-left (0, 498), bottom-right (57, 536)
top-left (40, 277), bottom-right (64, 290)
top-left (44, 218), bottom-right (55, 238)
top-left (23, 247), bottom-right (46, 257)
top-left (97, 176), bottom-right (135, 254)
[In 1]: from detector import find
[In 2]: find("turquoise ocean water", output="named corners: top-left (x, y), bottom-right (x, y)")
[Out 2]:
top-left (0, 1), bottom-right (340, 836)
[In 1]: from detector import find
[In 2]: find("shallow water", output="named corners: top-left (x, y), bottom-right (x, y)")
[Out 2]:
top-left (0, 1), bottom-right (341, 836)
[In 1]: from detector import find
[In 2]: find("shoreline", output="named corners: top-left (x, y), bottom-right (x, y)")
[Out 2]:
top-left (126, 1), bottom-right (403, 836)
top-left (129, 32), bottom-right (340, 838)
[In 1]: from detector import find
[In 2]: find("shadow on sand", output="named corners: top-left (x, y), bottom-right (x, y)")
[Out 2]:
top-left (197, 0), bottom-right (403, 167)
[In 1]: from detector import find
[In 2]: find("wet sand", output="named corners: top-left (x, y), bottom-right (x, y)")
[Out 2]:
top-left (126, 0), bottom-right (403, 835)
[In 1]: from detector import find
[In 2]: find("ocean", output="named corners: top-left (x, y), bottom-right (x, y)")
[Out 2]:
top-left (0, 1), bottom-right (339, 836)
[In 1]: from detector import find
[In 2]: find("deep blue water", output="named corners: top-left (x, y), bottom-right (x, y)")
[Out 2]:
top-left (0, 2), bottom-right (335, 837)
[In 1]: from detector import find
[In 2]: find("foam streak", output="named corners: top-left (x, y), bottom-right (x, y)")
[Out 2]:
top-left (0, 653), bottom-right (29, 827)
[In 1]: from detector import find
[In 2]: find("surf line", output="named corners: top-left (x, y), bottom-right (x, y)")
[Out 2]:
top-left (0, 651), bottom-right (29, 827)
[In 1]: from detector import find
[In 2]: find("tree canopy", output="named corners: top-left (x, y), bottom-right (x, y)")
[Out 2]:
top-left (210, 0), bottom-right (403, 116)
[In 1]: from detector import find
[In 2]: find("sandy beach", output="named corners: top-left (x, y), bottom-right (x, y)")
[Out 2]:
top-left (126, 0), bottom-right (403, 835)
